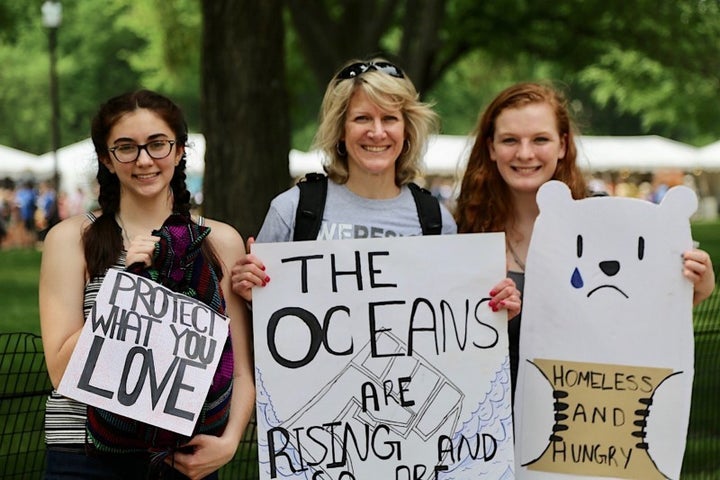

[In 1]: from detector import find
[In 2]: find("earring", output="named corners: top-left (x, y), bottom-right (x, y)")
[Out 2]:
top-left (336, 141), bottom-right (347, 157)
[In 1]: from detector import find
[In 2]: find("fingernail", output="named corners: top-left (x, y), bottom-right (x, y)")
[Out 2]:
top-left (489, 290), bottom-right (497, 296)
top-left (492, 306), bottom-right (499, 312)
top-left (261, 266), bottom-right (266, 271)
top-left (500, 301), bottom-right (506, 307)
top-left (488, 300), bottom-right (496, 308)
top-left (265, 276), bottom-right (271, 283)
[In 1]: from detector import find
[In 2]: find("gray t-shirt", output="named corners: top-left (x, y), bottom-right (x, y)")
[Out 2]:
top-left (257, 180), bottom-right (457, 242)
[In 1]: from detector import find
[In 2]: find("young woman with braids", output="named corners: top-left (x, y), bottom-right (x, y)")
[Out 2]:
top-left (454, 81), bottom-right (715, 400)
top-left (39, 90), bottom-right (255, 479)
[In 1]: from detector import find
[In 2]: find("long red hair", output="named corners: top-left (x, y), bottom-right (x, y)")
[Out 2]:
top-left (455, 82), bottom-right (586, 233)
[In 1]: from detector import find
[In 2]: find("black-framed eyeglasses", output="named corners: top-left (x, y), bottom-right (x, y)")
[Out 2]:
top-left (108, 140), bottom-right (176, 163)
top-left (335, 61), bottom-right (405, 81)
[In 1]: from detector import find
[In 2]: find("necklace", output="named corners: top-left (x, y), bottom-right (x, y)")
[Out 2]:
top-left (115, 214), bottom-right (131, 244)
top-left (506, 239), bottom-right (526, 272)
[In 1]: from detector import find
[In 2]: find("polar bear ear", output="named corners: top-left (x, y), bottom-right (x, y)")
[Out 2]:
top-left (658, 186), bottom-right (698, 220)
top-left (536, 180), bottom-right (573, 214)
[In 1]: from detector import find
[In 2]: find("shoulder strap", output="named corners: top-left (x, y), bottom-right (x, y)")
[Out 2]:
top-left (294, 175), bottom-right (442, 239)
top-left (294, 173), bottom-right (328, 241)
top-left (408, 182), bottom-right (443, 236)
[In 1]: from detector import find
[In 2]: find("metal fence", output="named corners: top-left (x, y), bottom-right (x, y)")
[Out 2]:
top-left (0, 332), bottom-right (260, 480)
top-left (0, 333), bottom-right (52, 480)
top-left (683, 284), bottom-right (720, 477)
top-left (1, 285), bottom-right (719, 479)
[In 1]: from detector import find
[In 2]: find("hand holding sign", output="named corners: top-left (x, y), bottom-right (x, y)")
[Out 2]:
top-left (59, 269), bottom-right (229, 436)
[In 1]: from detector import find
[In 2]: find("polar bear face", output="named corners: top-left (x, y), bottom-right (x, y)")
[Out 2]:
top-left (524, 180), bottom-right (697, 352)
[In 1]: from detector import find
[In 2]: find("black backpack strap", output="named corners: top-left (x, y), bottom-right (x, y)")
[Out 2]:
top-left (293, 173), bottom-right (328, 241)
top-left (408, 182), bottom-right (443, 235)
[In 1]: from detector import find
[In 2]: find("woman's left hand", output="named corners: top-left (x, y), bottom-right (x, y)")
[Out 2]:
top-left (167, 433), bottom-right (237, 480)
top-left (683, 248), bottom-right (715, 306)
top-left (489, 277), bottom-right (522, 320)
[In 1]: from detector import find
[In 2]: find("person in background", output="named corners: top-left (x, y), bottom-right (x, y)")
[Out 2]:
top-left (15, 179), bottom-right (37, 240)
top-left (36, 180), bottom-right (60, 241)
top-left (231, 57), bottom-right (521, 317)
top-left (39, 89), bottom-right (255, 479)
top-left (454, 81), bottom-right (715, 397)
top-left (0, 178), bottom-right (11, 246)
top-left (63, 186), bottom-right (88, 219)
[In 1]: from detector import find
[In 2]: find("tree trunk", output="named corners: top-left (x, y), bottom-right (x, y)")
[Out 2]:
top-left (287, 0), bottom-right (400, 88)
top-left (399, 0), bottom-right (446, 94)
top-left (200, 0), bottom-right (290, 239)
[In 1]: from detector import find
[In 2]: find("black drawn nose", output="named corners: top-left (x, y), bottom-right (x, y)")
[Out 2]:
top-left (599, 260), bottom-right (620, 277)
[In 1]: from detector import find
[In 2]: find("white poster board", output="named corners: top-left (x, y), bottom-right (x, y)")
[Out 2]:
top-left (252, 233), bottom-right (515, 479)
top-left (58, 269), bottom-right (229, 436)
top-left (515, 181), bottom-right (697, 480)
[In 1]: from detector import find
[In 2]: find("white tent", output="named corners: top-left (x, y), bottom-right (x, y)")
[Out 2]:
top-left (576, 135), bottom-right (700, 172)
top-left (37, 138), bottom-right (97, 195)
top-left (424, 134), bottom-right (474, 176)
top-left (185, 133), bottom-right (206, 175)
top-left (0, 144), bottom-right (46, 180)
top-left (697, 141), bottom-right (720, 170)
top-left (6, 133), bottom-right (713, 194)
top-left (289, 148), bottom-right (324, 177)
top-left (291, 134), bottom-right (703, 178)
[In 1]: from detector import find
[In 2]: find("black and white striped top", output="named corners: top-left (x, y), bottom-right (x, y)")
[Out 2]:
top-left (44, 253), bottom-right (126, 445)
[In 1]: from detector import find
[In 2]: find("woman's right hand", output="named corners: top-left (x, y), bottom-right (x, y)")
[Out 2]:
top-left (125, 234), bottom-right (160, 268)
top-left (230, 237), bottom-right (270, 303)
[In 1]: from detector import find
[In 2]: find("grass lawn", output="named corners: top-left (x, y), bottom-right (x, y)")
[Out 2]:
top-left (0, 248), bottom-right (41, 335)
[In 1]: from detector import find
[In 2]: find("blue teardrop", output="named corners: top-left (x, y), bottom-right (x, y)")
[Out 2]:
top-left (571, 267), bottom-right (584, 289)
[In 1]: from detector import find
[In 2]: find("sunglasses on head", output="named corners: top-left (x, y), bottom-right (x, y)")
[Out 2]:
top-left (335, 61), bottom-right (405, 81)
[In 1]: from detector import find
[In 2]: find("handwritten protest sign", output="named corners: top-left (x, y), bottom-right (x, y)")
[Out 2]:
top-left (515, 181), bottom-right (697, 480)
top-left (58, 269), bottom-right (229, 436)
top-left (252, 233), bottom-right (514, 479)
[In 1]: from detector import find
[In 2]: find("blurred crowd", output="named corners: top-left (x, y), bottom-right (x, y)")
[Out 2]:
top-left (0, 177), bottom-right (92, 249)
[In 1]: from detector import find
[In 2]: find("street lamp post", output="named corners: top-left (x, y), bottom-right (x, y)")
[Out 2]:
top-left (41, 0), bottom-right (62, 193)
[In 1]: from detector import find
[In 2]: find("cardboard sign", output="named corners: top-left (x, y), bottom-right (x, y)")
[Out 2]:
top-left (252, 233), bottom-right (515, 479)
top-left (59, 269), bottom-right (229, 436)
top-left (515, 181), bottom-right (697, 480)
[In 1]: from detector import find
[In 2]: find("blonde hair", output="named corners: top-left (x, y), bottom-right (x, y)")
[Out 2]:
top-left (313, 58), bottom-right (439, 186)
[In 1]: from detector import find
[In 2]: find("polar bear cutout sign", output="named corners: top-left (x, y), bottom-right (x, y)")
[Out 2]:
top-left (515, 180), bottom-right (697, 480)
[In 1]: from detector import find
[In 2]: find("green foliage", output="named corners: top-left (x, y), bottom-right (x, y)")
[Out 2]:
top-left (437, 0), bottom-right (720, 144)
top-left (0, 33), bottom-right (51, 152)
top-left (428, 51), bottom-right (565, 136)
top-left (285, 10), bottom-right (322, 151)
top-left (692, 221), bottom-right (720, 268)
top-left (118, 0), bottom-right (202, 126)
top-left (1, 0), bottom-right (719, 158)
top-left (579, 47), bottom-right (720, 145)
top-left (0, 2), bottom-right (36, 43)
top-left (0, 0), bottom-right (200, 154)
